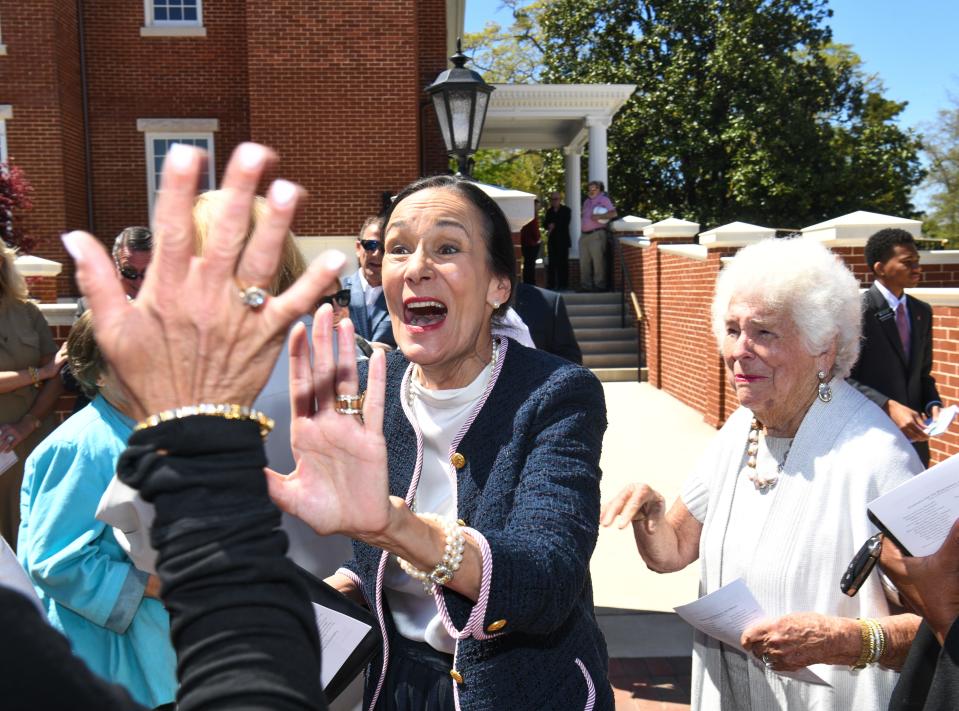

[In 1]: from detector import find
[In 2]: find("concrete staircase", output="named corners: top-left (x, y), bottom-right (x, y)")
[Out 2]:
top-left (564, 291), bottom-right (640, 382)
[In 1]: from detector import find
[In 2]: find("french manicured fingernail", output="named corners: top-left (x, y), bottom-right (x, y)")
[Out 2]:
top-left (270, 179), bottom-right (297, 207)
top-left (322, 250), bottom-right (346, 271)
top-left (61, 231), bottom-right (84, 261)
top-left (166, 143), bottom-right (195, 172)
top-left (237, 142), bottom-right (266, 170)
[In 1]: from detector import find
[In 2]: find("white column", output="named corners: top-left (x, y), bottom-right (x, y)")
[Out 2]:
top-left (564, 146), bottom-right (582, 256)
top-left (586, 116), bottom-right (610, 189)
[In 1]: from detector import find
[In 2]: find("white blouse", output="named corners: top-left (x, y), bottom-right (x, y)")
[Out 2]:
top-left (383, 361), bottom-right (492, 654)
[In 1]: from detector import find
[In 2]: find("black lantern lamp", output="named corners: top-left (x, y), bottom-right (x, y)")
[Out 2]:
top-left (426, 39), bottom-right (494, 178)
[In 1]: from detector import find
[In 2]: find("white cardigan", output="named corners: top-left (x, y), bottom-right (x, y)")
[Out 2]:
top-left (682, 379), bottom-right (924, 710)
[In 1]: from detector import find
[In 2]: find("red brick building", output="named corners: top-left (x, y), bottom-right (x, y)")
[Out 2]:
top-left (0, 0), bottom-right (451, 295)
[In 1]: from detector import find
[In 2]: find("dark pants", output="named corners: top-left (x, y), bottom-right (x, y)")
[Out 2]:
top-left (548, 244), bottom-right (569, 290)
top-left (522, 244), bottom-right (540, 285)
top-left (370, 635), bottom-right (455, 711)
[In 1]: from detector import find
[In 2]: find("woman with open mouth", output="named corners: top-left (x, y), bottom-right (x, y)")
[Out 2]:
top-left (271, 174), bottom-right (614, 710)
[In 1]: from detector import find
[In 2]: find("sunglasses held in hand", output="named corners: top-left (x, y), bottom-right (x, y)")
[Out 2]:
top-left (318, 289), bottom-right (351, 308)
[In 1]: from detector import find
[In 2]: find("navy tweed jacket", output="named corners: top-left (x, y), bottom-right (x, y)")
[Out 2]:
top-left (345, 338), bottom-right (613, 711)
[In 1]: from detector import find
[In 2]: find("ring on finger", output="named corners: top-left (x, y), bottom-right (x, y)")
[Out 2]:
top-left (238, 285), bottom-right (269, 310)
top-left (761, 654), bottom-right (774, 669)
top-left (334, 393), bottom-right (364, 416)
top-left (4, 434), bottom-right (14, 443)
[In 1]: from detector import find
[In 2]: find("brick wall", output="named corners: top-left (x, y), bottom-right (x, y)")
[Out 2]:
top-left (3, 0), bottom-right (448, 297)
top-left (930, 307), bottom-right (959, 463)
top-left (0, 0), bottom-right (86, 294)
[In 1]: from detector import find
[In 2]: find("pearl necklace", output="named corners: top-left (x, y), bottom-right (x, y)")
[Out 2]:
top-left (405, 337), bottom-right (500, 409)
top-left (744, 417), bottom-right (792, 492)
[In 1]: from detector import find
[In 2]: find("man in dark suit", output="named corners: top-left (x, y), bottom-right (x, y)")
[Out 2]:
top-left (543, 192), bottom-right (571, 290)
top-left (343, 216), bottom-right (395, 348)
top-left (514, 283), bottom-right (582, 364)
top-left (848, 228), bottom-right (943, 466)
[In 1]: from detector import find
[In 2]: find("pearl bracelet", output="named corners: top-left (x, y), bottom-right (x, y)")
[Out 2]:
top-left (398, 514), bottom-right (465, 593)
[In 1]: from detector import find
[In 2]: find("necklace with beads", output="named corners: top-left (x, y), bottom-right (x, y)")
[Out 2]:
top-left (744, 417), bottom-right (793, 492)
top-left (405, 337), bottom-right (500, 408)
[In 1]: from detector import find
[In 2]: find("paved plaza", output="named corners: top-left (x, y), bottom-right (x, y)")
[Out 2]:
top-left (593, 381), bottom-right (719, 710)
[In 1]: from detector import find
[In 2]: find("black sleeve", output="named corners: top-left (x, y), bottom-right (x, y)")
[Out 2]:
top-left (889, 618), bottom-right (959, 711)
top-left (118, 417), bottom-right (326, 711)
top-left (920, 304), bottom-right (942, 411)
top-left (0, 588), bottom-right (146, 711)
top-left (552, 296), bottom-right (583, 365)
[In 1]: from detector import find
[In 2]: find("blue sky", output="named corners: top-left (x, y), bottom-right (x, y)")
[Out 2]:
top-left (464, 0), bottom-right (958, 134)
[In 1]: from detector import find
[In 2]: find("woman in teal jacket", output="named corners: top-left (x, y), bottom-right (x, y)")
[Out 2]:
top-left (18, 313), bottom-right (175, 709)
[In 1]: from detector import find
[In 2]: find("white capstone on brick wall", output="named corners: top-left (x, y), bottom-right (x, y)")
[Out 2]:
top-left (643, 217), bottom-right (700, 239)
top-left (39, 303), bottom-right (76, 327)
top-left (801, 210), bottom-right (922, 247)
top-left (698, 221), bottom-right (775, 247)
top-left (610, 215), bottom-right (652, 233)
top-left (659, 243), bottom-right (708, 261)
top-left (294, 236), bottom-right (358, 276)
top-left (14, 255), bottom-right (62, 278)
top-left (904, 288), bottom-right (959, 307)
top-left (917, 250), bottom-right (959, 265)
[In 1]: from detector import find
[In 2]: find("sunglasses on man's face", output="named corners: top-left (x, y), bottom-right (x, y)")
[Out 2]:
top-left (360, 239), bottom-right (383, 253)
top-left (318, 289), bottom-right (351, 308)
top-left (118, 264), bottom-right (147, 281)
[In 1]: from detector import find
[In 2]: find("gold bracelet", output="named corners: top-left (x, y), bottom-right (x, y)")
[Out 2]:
top-left (134, 404), bottom-right (275, 439)
top-left (852, 618), bottom-right (877, 670)
top-left (27, 367), bottom-right (41, 389)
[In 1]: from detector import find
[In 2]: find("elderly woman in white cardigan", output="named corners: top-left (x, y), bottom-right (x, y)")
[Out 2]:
top-left (603, 237), bottom-right (922, 710)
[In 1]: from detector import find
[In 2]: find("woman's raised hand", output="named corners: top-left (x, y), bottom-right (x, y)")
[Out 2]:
top-left (266, 308), bottom-right (396, 541)
top-left (62, 142), bottom-right (343, 419)
top-left (601, 483), bottom-right (667, 533)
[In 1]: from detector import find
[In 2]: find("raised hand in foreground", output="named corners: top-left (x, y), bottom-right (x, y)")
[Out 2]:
top-left (62, 141), bottom-right (344, 418)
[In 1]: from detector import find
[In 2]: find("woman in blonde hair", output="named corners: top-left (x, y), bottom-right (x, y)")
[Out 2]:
top-left (193, 189), bottom-right (307, 295)
top-left (0, 241), bottom-right (65, 548)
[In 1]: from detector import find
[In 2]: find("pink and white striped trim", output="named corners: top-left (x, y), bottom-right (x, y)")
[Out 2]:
top-left (433, 337), bottom-right (507, 640)
top-left (367, 339), bottom-right (509, 711)
top-left (334, 567), bottom-right (365, 597)
top-left (366, 551), bottom-right (392, 711)
top-left (575, 658), bottom-right (597, 711)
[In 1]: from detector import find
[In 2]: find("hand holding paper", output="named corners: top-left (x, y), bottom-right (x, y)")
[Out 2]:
top-left (674, 579), bottom-right (829, 686)
top-left (924, 405), bottom-right (958, 436)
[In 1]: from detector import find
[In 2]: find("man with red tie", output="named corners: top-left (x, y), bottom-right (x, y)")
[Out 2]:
top-left (849, 228), bottom-right (943, 466)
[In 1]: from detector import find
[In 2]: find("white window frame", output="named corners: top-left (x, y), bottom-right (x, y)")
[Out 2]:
top-left (141, 0), bottom-right (206, 37)
top-left (138, 118), bottom-right (219, 212)
top-left (0, 105), bottom-right (11, 164)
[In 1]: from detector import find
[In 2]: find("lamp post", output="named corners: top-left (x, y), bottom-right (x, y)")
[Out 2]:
top-left (426, 39), bottom-right (494, 178)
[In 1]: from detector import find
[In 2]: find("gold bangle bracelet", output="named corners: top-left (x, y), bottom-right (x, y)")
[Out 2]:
top-left (27, 367), bottom-right (41, 389)
top-left (852, 618), bottom-right (876, 670)
top-left (134, 403), bottom-right (275, 439)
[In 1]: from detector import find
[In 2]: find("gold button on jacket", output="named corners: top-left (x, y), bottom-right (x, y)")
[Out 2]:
top-left (486, 619), bottom-right (507, 633)
top-left (450, 452), bottom-right (466, 469)
top-left (449, 669), bottom-right (463, 684)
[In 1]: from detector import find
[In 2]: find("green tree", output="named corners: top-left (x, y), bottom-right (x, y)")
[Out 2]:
top-left (923, 96), bottom-right (959, 244)
top-left (464, 2), bottom-right (565, 199)
top-left (530, 0), bottom-right (924, 228)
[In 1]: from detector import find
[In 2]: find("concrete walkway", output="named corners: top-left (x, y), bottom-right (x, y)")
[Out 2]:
top-left (591, 381), bottom-right (719, 710)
